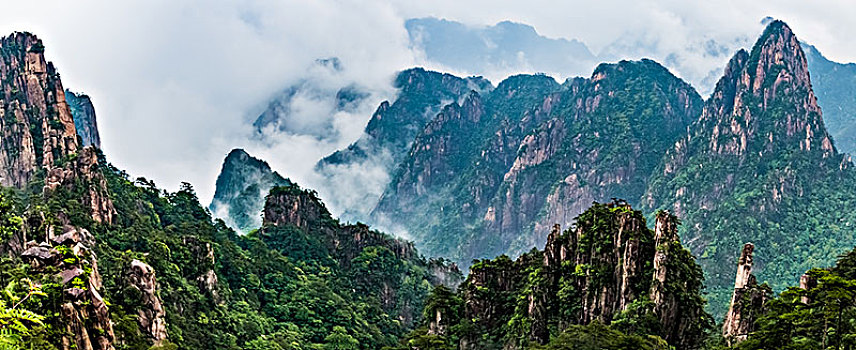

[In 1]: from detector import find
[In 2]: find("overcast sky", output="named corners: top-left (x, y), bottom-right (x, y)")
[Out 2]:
top-left (0, 0), bottom-right (853, 205)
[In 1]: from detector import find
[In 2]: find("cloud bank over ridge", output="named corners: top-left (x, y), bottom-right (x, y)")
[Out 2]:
top-left (0, 0), bottom-right (853, 215)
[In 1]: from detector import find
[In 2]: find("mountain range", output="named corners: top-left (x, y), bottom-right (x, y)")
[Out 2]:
top-left (4, 18), bottom-right (856, 350)
top-left (211, 20), bottom-right (856, 320)
top-left (235, 17), bottom-right (856, 230)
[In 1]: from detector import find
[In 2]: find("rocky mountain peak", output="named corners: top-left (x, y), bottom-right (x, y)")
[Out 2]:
top-left (20, 223), bottom-right (116, 350)
top-left (44, 146), bottom-right (117, 225)
top-left (210, 148), bottom-right (290, 233)
top-left (127, 260), bottom-right (167, 345)
top-left (749, 20), bottom-right (811, 93)
top-left (262, 184), bottom-right (330, 230)
top-left (700, 20), bottom-right (832, 158)
top-left (643, 20), bottom-right (851, 316)
top-left (221, 148), bottom-right (272, 172)
top-left (0, 32), bottom-right (79, 188)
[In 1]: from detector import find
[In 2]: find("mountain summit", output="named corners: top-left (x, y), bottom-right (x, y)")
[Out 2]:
top-left (0, 32), bottom-right (79, 187)
top-left (644, 20), bottom-right (853, 315)
top-left (209, 148), bottom-right (291, 233)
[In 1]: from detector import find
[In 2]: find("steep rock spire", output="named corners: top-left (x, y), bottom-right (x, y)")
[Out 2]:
top-left (459, 201), bottom-right (709, 350)
top-left (722, 243), bottom-right (771, 346)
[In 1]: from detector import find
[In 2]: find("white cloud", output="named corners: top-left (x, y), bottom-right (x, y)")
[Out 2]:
top-left (0, 0), bottom-right (421, 203)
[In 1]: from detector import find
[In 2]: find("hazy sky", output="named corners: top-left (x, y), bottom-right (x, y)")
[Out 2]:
top-left (1, 0), bottom-right (853, 204)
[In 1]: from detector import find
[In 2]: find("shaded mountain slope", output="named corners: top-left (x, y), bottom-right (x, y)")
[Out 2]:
top-left (209, 148), bottom-right (291, 233)
top-left (802, 43), bottom-right (856, 155)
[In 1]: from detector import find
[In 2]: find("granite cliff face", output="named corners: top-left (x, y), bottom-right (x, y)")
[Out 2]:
top-left (209, 148), bottom-right (291, 233)
top-left (644, 20), bottom-right (855, 315)
top-left (424, 201), bottom-right (709, 349)
top-left (64, 89), bottom-right (101, 148)
top-left (127, 259), bottom-right (168, 346)
top-left (0, 32), bottom-right (79, 188)
top-left (372, 74), bottom-right (559, 248)
top-left (488, 60), bottom-right (701, 257)
top-left (373, 59), bottom-right (701, 266)
top-left (183, 235), bottom-right (222, 303)
top-left (44, 146), bottom-right (117, 225)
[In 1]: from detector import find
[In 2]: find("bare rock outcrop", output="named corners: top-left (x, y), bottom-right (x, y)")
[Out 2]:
top-left (127, 259), bottom-right (168, 345)
top-left (184, 235), bottom-right (222, 304)
top-left (0, 32), bottom-right (79, 188)
top-left (722, 243), bottom-right (771, 346)
top-left (799, 272), bottom-right (818, 304)
top-left (647, 211), bottom-right (708, 349)
top-left (0, 33), bottom-right (113, 225)
top-left (21, 225), bottom-right (115, 350)
top-left (262, 186), bottom-right (327, 230)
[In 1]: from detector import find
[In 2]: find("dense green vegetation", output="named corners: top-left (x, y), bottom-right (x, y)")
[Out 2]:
top-left (390, 202), bottom-right (712, 350)
top-left (0, 151), bottom-right (450, 349)
top-left (0, 195), bottom-right (45, 350)
top-left (735, 247), bottom-right (856, 349)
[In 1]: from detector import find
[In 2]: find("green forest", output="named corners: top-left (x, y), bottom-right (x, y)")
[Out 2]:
top-left (0, 152), bottom-right (454, 349)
